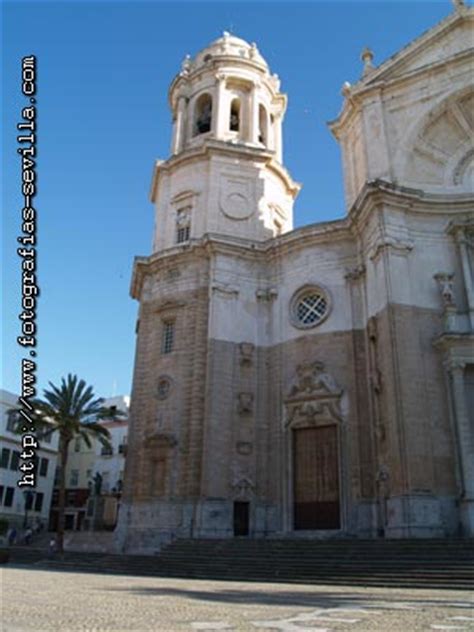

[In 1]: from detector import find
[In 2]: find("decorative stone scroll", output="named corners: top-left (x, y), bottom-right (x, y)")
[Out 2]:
top-left (232, 476), bottom-right (255, 497)
top-left (236, 441), bottom-right (253, 456)
top-left (368, 237), bottom-right (414, 262)
top-left (256, 287), bottom-right (278, 301)
top-left (239, 342), bottom-right (255, 366)
top-left (344, 264), bottom-right (366, 281)
top-left (285, 361), bottom-right (343, 428)
top-left (433, 272), bottom-right (456, 308)
top-left (237, 392), bottom-right (254, 415)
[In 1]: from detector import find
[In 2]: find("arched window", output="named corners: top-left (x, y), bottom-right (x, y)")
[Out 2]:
top-left (258, 104), bottom-right (268, 145)
top-left (194, 93), bottom-right (212, 136)
top-left (230, 98), bottom-right (240, 132)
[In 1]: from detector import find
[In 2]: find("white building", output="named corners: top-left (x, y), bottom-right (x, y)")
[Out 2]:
top-left (0, 389), bottom-right (59, 530)
top-left (92, 396), bottom-right (130, 495)
top-left (49, 395), bottom-right (130, 531)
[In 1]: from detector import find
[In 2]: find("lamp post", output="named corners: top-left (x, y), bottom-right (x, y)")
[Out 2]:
top-left (23, 490), bottom-right (33, 528)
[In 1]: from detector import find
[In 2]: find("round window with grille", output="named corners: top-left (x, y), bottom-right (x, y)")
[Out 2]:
top-left (290, 286), bottom-right (331, 329)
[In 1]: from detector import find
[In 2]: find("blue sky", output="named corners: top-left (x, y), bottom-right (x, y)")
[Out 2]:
top-left (2, 0), bottom-right (454, 398)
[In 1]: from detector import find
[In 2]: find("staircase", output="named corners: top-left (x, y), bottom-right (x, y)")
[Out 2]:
top-left (6, 538), bottom-right (474, 590)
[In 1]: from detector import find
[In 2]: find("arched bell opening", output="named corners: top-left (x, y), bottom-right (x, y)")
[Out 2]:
top-left (229, 98), bottom-right (241, 132)
top-left (194, 93), bottom-right (213, 136)
top-left (258, 104), bottom-right (268, 145)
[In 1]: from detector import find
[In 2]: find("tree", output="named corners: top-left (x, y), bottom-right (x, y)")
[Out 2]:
top-left (30, 374), bottom-right (119, 553)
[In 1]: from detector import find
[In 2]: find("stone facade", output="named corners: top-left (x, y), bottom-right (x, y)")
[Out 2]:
top-left (117, 4), bottom-right (474, 553)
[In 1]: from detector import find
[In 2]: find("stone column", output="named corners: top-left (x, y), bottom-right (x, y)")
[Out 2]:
top-left (248, 82), bottom-right (259, 144)
top-left (447, 360), bottom-right (474, 534)
top-left (458, 233), bottom-right (474, 329)
top-left (273, 112), bottom-right (283, 162)
top-left (212, 75), bottom-right (226, 138)
top-left (171, 96), bottom-right (187, 154)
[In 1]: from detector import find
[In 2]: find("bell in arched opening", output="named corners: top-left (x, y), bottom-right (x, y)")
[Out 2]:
top-left (230, 98), bottom-right (241, 132)
top-left (258, 103), bottom-right (268, 145)
top-left (194, 93), bottom-right (213, 135)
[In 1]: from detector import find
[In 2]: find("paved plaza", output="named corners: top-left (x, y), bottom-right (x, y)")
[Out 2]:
top-left (1, 567), bottom-right (473, 631)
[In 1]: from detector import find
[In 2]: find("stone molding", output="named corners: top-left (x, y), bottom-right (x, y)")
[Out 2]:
top-left (211, 283), bottom-right (239, 298)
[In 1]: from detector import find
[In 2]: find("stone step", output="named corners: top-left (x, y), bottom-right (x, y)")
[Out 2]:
top-left (6, 538), bottom-right (473, 591)
top-left (24, 563), bottom-right (472, 590)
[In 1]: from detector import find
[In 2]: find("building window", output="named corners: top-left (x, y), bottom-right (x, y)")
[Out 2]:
top-left (70, 469), bottom-right (79, 487)
top-left (10, 450), bottom-right (20, 471)
top-left (74, 437), bottom-right (81, 452)
top-left (290, 286), bottom-right (331, 329)
top-left (194, 93), bottom-right (212, 135)
top-left (4, 487), bottom-right (14, 507)
top-left (38, 427), bottom-right (52, 444)
top-left (101, 445), bottom-right (113, 456)
top-left (34, 492), bottom-right (44, 512)
top-left (25, 491), bottom-right (34, 511)
top-left (6, 410), bottom-right (20, 433)
top-left (161, 321), bottom-right (175, 354)
top-left (0, 448), bottom-right (10, 469)
top-left (230, 98), bottom-right (240, 132)
top-left (0, 486), bottom-right (3, 504)
top-left (39, 457), bottom-right (49, 477)
top-left (177, 224), bottom-right (190, 244)
top-left (176, 207), bottom-right (191, 244)
top-left (274, 220), bottom-right (282, 236)
top-left (102, 471), bottom-right (110, 493)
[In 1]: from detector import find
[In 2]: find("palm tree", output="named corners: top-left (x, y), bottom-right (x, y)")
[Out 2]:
top-left (31, 374), bottom-right (118, 553)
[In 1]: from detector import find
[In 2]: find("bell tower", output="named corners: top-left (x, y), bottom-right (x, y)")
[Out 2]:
top-left (151, 32), bottom-right (300, 252)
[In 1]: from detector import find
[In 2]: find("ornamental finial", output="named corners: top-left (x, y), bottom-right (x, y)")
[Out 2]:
top-left (361, 47), bottom-right (374, 76)
top-left (452, 0), bottom-right (465, 11)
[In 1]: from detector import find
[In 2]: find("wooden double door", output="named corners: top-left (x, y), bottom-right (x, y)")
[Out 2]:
top-left (293, 425), bottom-right (340, 530)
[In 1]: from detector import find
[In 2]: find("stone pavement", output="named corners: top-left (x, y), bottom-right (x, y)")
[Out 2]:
top-left (2, 567), bottom-right (473, 631)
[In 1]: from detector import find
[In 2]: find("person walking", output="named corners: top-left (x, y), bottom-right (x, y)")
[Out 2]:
top-left (24, 527), bottom-right (33, 545)
top-left (7, 527), bottom-right (17, 546)
top-left (48, 536), bottom-right (57, 558)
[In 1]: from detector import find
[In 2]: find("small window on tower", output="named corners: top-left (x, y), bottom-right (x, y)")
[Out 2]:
top-left (230, 98), bottom-right (240, 132)
top-left (274, 220), bottom-right (282, 236)
top-left (161, 321), bottom-right (175, 354)
top-left (177, 225), bottom-right (190, 243)
top-left (176, 207), bottom-right (191, 244)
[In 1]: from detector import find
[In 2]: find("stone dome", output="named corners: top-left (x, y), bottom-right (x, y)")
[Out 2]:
top-left (190, 32), bottom-right (268, 71)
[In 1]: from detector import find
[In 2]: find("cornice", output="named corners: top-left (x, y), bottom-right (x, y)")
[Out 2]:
top-left (329, 49), bottom-right (473, 139)
top-left (134, 180), bottom-right (472, 300)
top-left (349, 179), bottom-right (474, 226)
top-left (149, 140), bottom-right (301, 203)
top-left (354, 9), bottom-right (471, 90)
top-left (168, 56), bottom-right (270, 108)
top-left (328, 8), bottom-right (473, 139)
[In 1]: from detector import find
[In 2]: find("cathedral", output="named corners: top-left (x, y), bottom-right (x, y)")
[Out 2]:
top-left (117, 2), bottom-right (474, 553)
